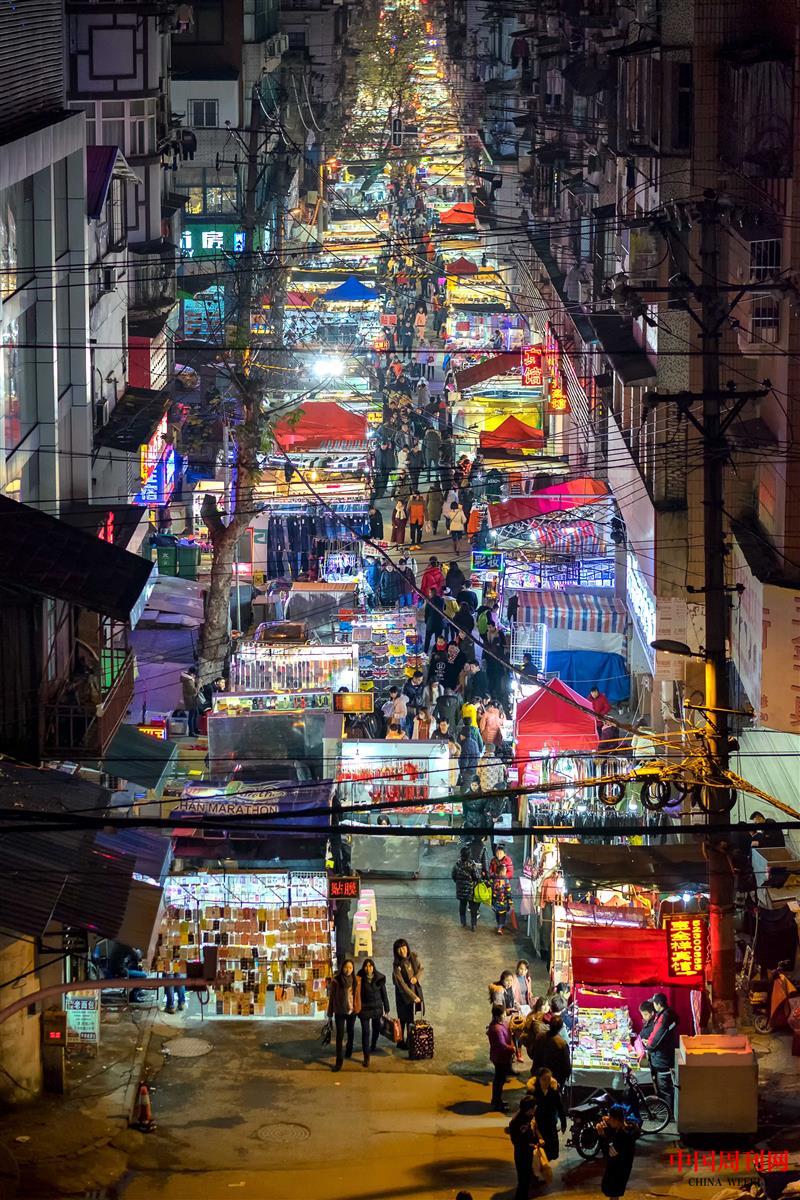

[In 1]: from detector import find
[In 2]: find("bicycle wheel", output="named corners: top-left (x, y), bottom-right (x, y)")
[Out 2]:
top-left (640, 1095), bottom-right (671, 1134)
top-left (574, 1122), bottom-right (601, 1159)
top-left (753, 1012), bottom-right (770, 1034)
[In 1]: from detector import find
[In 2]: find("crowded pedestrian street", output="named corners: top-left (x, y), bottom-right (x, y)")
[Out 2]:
top-left (3, 0), bottom-right (800, 1198)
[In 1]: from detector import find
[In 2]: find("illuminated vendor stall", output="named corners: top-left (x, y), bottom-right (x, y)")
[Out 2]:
top-left (156, 870), bottom-right (334, 1019)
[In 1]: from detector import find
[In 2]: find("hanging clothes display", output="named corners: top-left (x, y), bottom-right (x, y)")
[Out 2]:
top-left (260, 501), bottom-right (370, 580)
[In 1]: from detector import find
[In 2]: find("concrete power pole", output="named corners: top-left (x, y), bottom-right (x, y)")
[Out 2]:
top-left (697, 192), bottom-right (736, 1031)
top-left (640, 191), bottom-right (771, 1027)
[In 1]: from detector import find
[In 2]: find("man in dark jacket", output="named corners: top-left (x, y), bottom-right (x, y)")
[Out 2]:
top-left (378, 564), bottom-right (402, 608)
top-left (373, 439), bottom-right (395, 498)
top-left (424, 594), bottom-right (446, 652)
top-left (533, 1016), bottom-right (571, 1087)
top-left (641, 993), bottom-right (679, 1114)
top-left (407, 442), bottom-right (424, 491)
top-left (426, 636), bottom-right (450, 688)
top-left (403, 669), bottom-right (426, 734)
top-left (451, 846), bottom-right (481, 929)
top-left (357, 959), bottom-right (389, 1067)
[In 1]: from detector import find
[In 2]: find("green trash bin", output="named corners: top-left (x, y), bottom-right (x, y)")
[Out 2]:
top-left (177, 543), bottom-right (200, 580)
top-left (156, 545), bottom-right (178, 577)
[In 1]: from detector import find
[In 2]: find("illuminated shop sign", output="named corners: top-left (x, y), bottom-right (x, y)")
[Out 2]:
top-left (666, 915), bottom-right (706, 978)
top-left (521, 345), bottom-right (543, 387)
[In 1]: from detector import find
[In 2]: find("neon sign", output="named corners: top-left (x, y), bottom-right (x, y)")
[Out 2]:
top-left (666, 915), bottom-right (706, 978)
top-left (521, 345), bottom-right (544, 387)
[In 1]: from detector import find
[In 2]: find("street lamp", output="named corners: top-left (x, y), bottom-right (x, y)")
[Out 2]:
top-left (649, 638), bottom-right (705, 658)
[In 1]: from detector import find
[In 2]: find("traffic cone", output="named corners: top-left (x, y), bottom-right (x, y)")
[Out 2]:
top-left (132, 1081), bottom-right (156, 1132)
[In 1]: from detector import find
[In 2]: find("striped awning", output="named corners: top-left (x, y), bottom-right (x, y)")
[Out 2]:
top-left (516, 589), bottom-right (628, 633)
top-left (529, 521), bottom-right (602, 556)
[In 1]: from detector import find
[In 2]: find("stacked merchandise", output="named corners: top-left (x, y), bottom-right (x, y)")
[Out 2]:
top-left (229, 644), bottom-right (358, 694)
top-left (572, 1003), bottom-right (638, 1071)
top-left (213, 692), bottom-right (332, 714)
top-left (339, 610), bottom-right (422, 687)
top-left (157, 873), bottom-right (333, 1019)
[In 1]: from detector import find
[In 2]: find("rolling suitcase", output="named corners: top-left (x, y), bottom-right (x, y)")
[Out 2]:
top-left (408, 1005), bottom-right (434, 1060)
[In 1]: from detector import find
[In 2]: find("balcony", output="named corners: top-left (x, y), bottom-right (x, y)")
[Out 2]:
top-left (43, 650), bottom-right (135, 758)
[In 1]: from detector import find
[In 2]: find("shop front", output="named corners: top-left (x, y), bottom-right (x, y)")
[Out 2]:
top-left (156, 870), bottom-right (333, 1019)
top-left (336, 738), bottom-right (454, 876)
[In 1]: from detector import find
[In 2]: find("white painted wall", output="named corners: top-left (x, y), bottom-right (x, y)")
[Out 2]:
top-left (170, 79), bottom-right (240, 129)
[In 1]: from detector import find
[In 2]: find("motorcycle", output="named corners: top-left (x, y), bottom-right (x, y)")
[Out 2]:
top-left (567, 1064), bottom-right (671, 1159)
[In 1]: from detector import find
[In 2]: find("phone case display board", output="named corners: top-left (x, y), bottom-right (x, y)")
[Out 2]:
top-left (336, 739), bottom-right (453, 820)
top-left (229, 643), bottom-right (358, 694)
top-left (572, 1000), bottom-right (638, 1072)
top-left (676, 1036), bottom-right (758, 1134)
top-left (214, 691), bottom-right (333, 714)
top-left (338, 609), bottom-right (423, 686)
top-left (158, 872), bottom-right (333, 1018)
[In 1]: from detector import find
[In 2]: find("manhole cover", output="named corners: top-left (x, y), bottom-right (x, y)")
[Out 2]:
top-left (256, 1122), bottom-right (311, 1144)
top-left (163, 1037), bottom-right (213, 1058)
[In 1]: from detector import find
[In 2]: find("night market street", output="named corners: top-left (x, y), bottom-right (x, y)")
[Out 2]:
top-left (4, 0), bottom-right (800, 1199)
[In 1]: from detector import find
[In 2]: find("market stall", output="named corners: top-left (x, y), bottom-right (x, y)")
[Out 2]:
top-left (156, 870), bottom-right (333, 1019)
top-left (334, 738), bottom-right (454, 876)
top-left (337, 608), bottom-right (423, 689)
top-left (568, 922), bottom-right (703, 1087)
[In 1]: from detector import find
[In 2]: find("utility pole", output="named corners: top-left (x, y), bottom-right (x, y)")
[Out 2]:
top-left (698, 192), bottom-right (736, 1032)
top-left (636, 191), bottom-right (772, 1028)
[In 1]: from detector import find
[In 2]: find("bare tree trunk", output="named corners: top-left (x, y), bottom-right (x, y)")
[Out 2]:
top-left (197, 486), bottom-right (253, 682)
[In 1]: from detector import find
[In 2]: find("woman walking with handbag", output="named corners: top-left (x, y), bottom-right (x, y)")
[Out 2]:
top-left (507, 1095), bottom-right (544, 1200)
top-left (392, 938), bottom-right (423, 1049)
top-left (527, 1066), bottom-right (567, 1161)
top-left (356, 958), bottom-right (390, 1067)
top-left (326, 957), bottom-right (361, 1071)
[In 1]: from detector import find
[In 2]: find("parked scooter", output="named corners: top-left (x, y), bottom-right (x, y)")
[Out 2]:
top-left (567, 1064), bottom-right (669, 1159)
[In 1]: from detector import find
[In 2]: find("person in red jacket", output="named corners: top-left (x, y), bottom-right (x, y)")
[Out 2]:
top-left (489, 843), bottom-right (514, 880)
top-left (487, 1004), bottom-right (515, 1111)
top-left (420, 555), bottom-right (445, 597)
top-left (589, 685), bottom-right (611, 734)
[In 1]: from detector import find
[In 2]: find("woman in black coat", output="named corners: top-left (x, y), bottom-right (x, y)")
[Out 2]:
top-left (597, 1106), bottom-right (639, 1199)
top-left (357, 958), bottom-right (390, 1067)
top-left (392, 938), bottom-right (423, 1048)
top-left (528, 1066), bottom-right (567, 1160)
top-left (445, 560), bottom-right (466, 597)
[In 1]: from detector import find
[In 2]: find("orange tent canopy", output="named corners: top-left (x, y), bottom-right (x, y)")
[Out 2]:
top-left (440, 202), bottom-right (475, 226)
top-left (480, 414), bottom-right (545, 453)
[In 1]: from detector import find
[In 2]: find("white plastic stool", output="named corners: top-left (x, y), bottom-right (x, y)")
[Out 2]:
top-left (360, 889), bottom-right (378, 928)
top-left (355, 901), bottom-right (376, 932)
top-left (353, 924), bottom-right (373, 957)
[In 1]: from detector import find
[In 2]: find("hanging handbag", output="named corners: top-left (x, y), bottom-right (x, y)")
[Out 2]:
top-left (381, 1014), bottom-right (403, 1043)
top-left (532, 1145), bottom-right (553, 1185)
top-left (320, 1019), bottom-right (332, 1047)
top-left (473, 880), bottom-right (492, 906)
top-left (508, 907), bottom-right (519, 933)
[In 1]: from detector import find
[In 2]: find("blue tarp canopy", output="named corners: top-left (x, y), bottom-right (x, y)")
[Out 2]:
top-left (545, 650), bottom-right (630, 704)
top-left (323, 275), bottom-right (379, 302)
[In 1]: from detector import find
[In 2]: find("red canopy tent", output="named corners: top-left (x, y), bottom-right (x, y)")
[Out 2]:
top-left (286, 290), bottom-right (315, 309)
top-left (514, 678), bottom-right (599, 756)
top-left (488, 476), bottom-right (609, 528)
top-left (272, 402), bottom-right (367, 450)
top-left (440, 201), bottom-right (476, 226)
top-left (570, 924), bottom-right (701, 1034)
top-left (446, 255), bottom-right (479, 276)
top-left (480, 413), bottom-right (545, 453)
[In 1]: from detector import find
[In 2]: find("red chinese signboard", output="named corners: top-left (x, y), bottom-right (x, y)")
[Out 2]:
top-left (328, 875), bottom-right (361, 901)
top-left (665, 915), bottom-right (706, 979)
top-left (548, 383), bottom-right (570, 414)
top-left (521, 345), bottom-right (543, 388)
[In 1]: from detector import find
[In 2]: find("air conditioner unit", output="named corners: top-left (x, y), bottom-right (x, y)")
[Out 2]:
top-left (266, 33), bottom-right (289, 58)
top-left (96, 400), bottom-right (111, 428)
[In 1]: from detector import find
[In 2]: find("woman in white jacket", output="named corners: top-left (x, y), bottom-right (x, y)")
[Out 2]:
top-left (448, 502), bottom-right (467, 552)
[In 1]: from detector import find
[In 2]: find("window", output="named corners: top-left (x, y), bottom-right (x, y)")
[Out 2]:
top-left (109, 177), bottom-right (126, 249)
top-left (73, 101), bottom-right (97, 145)
top-left (173, 0), bottom-right (224, 43)
top-left (673, 63), bottom-right (693, 151)
top-left (189, 99), bottom-right (218, 128)
top-left (750, 296), bottom-right (780, 344)
top-left (287, 31), bottom-right (307, 51)
top-left (184, 186), bottom-right (204, 214)
top-left (204, 185), bottom-right (234, 213)
top-left (54, 158), bottom-right (69, 259)
top-left (0, 178), bottom-right (34, 299)
top-left (2, 307), bottom-right (37, 455)
top-left (750, 238), bottom-right (781, 280)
